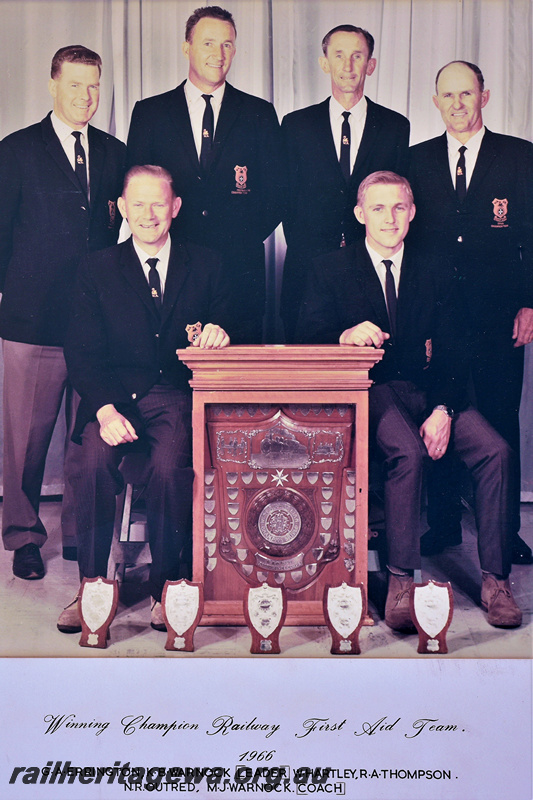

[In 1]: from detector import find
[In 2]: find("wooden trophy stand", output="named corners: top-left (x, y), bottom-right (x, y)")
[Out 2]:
top-left (177, 345), bottom-right (383, 628)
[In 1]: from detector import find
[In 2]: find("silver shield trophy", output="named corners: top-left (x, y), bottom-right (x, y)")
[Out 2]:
top-left (410, 580), bottom-right (454, 654)
top-left (161, 580), bottom-right (204, 652)
top-left (244, 583), bottom-right (287, 654)
top-left (324, 582), bottom-right (366, 654)
top-left (79, 576), bottom-right (119, 648)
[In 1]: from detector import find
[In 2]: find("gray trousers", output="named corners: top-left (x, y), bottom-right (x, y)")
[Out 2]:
top-left (369, 381), bottom-right (515, 577)
top-left (2, 340), bottom-right (78, 551)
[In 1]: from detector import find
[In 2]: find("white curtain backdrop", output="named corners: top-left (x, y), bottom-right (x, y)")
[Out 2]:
top-left (0, 0), bottom-right (531, 494)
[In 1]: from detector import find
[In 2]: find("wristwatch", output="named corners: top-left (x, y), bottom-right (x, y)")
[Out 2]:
top-left (433, 404), bottom-right (455, 420)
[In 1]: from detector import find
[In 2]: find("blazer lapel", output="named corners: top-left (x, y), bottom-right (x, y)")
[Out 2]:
top-left (351, 98), bottom-right (380, 180)
top-left (465, 129), bottom-right (497, 201)
top-left (160, 240), bottom-right (191, 327)
top-left (204, 82), bottom-right (242, 176)
top-left (314, 99), bottom-right (345, 179)
top-left (431, 133), bottom-right (458, 204)
top-left (166, 83), bottom-right (201, 176)
top-left (41, 113), bottom-right (81, 192)
top-left (120, 239), bottom-right (160, 322)
top-left (87, 125), bottom-right (104, 206)
top-left (356, 243), bottom-right (390, 332)
top-left (396, 250), bottom-right (418, 338)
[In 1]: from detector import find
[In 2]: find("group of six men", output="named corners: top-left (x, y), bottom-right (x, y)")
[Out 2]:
top-left (0, 5), bottom-right (531, 637)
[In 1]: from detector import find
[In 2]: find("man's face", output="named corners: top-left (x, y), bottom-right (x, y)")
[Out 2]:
top-left (319, 31), bottom-right (376, 104)
top-left (48, 62), bottom-right (100, 129)
top-left (117, 175), bottom-right (182, 254)
top-left (355, 183), bottom-right (415, 257)
top-left (182, 17), bottom-right (236, 92)
top-left (433, 62), bottom-right (489, 142)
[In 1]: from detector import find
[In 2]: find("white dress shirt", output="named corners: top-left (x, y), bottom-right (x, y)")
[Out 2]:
top-left (365, 239), bottom-right (404, 309)
top-left (51, 112), bottom-right (90, 195)
top-left (133, 235), bottom-right (172, 300)
top-left (446, 126), bottom-right (485, 190)
top-left (184, 79), bottom-right (225, 158)
top-left (329, 95), bottom-right (367, 174)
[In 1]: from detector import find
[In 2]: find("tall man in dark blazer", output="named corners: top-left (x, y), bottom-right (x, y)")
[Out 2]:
top-left (0, 46), bottom-right (126, 580)
top-left (281, 24), bottom-right (410, 342)
top-left (58, 165), bottom-right (232, 634)
top-left (409, 61), bottom-right (533, 564)
top-left (127, 5), bottom-right (282, 344)
top-left (298, 171), bottom-right (521, 631)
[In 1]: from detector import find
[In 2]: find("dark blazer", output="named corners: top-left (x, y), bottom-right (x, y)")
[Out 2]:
top-left (65, 236), bottom-right (233, 440)
top-left (0, 113), bottom-right (127, 346)
top-left (296, 240), bottom-right (468, 412)
top-left (127, 81), bottom-right (283, 330)
top-left (408, 129), bottom-right (533, 334)
top-left (280, 97), bottom-right (410, 338)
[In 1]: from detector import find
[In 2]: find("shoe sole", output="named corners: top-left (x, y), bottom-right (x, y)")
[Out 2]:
top-left (57, 624), bottom-right (82, 634)
top-left (150, 622), bottom-right (167, 632)
top-left (480, 600), bottom-right (522, 628)
top-left (13, 570), bottom-right (44, 580)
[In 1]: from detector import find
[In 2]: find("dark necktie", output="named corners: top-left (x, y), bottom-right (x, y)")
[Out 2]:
top-left (383, 259), bottom-right (397, 338)
top-left (72, 131), bottom-right (88, 199)
top-left (200, 94), bottom-right (214, 173)
top-left (146, 257), bottom-right (162, 313)
top-left (455, 145), bottom-right (467, 203)
top-left (339, 111), bottom-right (351, 182)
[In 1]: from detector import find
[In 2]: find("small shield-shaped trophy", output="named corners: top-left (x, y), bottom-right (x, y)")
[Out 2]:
top-left (243, 583), bottom-right (286, 654)
top-left (79, 576), bottom-right (119, 649)
top-left (323, 582), bottom-right (366, 655)
top-left (161, 580), bottom-right (204, 652)
top-left (409, 580), bottom-right (454, 654)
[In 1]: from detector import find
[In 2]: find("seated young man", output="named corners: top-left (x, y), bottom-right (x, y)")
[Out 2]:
top-left (58, 165), bottom-right (232, 634)
top-left (297, 170), bottom-right (521, 631)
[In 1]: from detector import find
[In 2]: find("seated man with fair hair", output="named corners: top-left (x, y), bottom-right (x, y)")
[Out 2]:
top-left (297, 170), bottom-right (521, 632)
top-left (58, 164), bottom-right (232, 634)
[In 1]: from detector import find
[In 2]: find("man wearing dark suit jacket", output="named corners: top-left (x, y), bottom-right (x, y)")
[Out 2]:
top-left (127, 5), bottom-right (282, 344)
top-left (0, 46), bottom-right (126, 580)
top-left (409, 61), bottom-right (533, 564)
top-left (57, 165), bottom-right (231, 635)
top-left (297, 171), bottom-right (521, 631)
top-left (280, 24), bottom-right (410, 342)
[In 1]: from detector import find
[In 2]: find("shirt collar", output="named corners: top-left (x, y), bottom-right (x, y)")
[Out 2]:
top-left (184, 78), bottom-right (225, 108)
top-left (51, 112), bottom-right (89, 143)
top-left (132, 233), bottom-right (172, 266)
top-left (365, 240), bottom-right (404, 270)
top-left (446, 125), bottom-right (485, 158)
top-left (330, 94), bottom-right (367, 122)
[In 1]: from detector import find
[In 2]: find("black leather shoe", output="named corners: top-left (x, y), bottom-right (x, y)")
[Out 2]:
top-left (511, 534), bottom-right (533, 565)
top-left (420, 527), bottom-right (462, 557)
top-left (13, 543), bottom-right (45, 580)
top-left (62, 546), bottom-right (78, 562)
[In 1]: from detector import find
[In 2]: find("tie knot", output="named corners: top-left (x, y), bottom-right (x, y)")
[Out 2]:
top-left (147, 257), bottom-right (159, 271)
top-left (342, 111), bottom-right (351, 122)
top-left (458, 145), bottom-right (467, 155)
top-left (383, 259), bottom-right (393, 272)
top-left (202, 94), bottom-right (213, 105)
top-left (72, 131), bottom-right (82, 142)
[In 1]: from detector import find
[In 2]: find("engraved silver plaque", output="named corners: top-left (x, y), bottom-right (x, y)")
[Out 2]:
top-left (258, 501), bottom-right (302, 545)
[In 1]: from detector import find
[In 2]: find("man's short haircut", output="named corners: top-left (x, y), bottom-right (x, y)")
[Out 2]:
top-left (435, 60), bottom-right (485, 92)
top-left (50, 45), bottom-right (102, 79)
top-left (123, 165), bottom-right (176, 197)
top-left (185, 5), bottom-right (236, 42)
top-left (321, 25), bottom-right (374, 58)
top-left (357, 171), bottom-right (414, 206)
